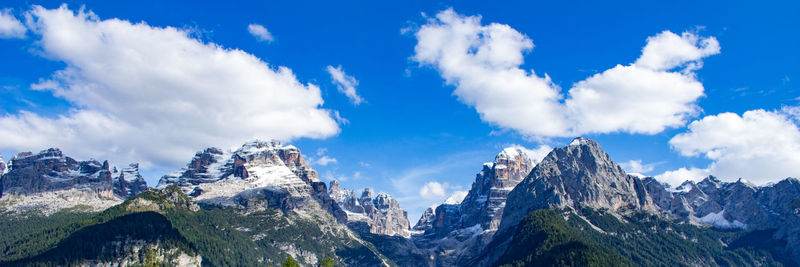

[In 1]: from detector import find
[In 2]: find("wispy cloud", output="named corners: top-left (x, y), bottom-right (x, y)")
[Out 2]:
top-left (326, 65), bottom-right (365, 105)
top-left (247, 23), bottom-right (273, 42)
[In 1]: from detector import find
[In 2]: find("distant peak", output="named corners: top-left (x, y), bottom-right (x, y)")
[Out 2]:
top-left (496, 146), bottom-right (535, 164)
top-left (568, 137), bottom-right (595, 147)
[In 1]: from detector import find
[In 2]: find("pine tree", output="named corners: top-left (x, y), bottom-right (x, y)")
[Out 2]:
top-left (282, 255), bottom-right (300, 267)
top-left (321, 257), bottom-right (334, 267)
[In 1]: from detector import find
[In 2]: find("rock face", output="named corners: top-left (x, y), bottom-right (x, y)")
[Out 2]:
top-left (462, 138), bottom-right (657, 266)
top-left (643, 175), bottom-right (800, 261)
top-left (643, 176), bottom-right (799, 230)
top-left (499, 138), bottom-right (656, 234)
top-left (0, 148), bottom-right (147, 213)
top-left (329, 180), bottom-right (411, 237)
top-left (461, 147), bottom-right (536, 231)
top-left (157, 140), bottom-right (346, 222)
top-left (0, 148), bottom-right (114, 197)
top-left (412, 207), bottom-right (436, 232)
top-left (0, 153), bottom-right (6, 175)
top-left (410, 147), bottom-right (537, 266)
top-left (113, 163), bottom-right (149, 199)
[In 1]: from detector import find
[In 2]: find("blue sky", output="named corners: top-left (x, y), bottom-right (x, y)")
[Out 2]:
top-left (0, 0), bottom-right (798, 221)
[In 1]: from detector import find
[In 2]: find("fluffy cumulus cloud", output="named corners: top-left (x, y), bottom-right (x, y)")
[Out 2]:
top-left (326, 65), bottom-right (365, 105)
top-left (0, 8), bottom-right (26, 38)
top-left (0, 5), bottom-right (340, 169)
top-left (413, 9), bottom-right (718, 138)
top-left (419, 181), bottom-right (448, 199)
top-left (413, 9), bottom-right (567, 136)
top-left (247, 23), bottom-right (274, 42)
top-left (662, 109), bottom-right (800, 185)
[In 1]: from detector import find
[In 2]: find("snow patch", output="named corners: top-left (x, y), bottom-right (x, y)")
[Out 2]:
top-left (693, 210), bottom-right (746, 229)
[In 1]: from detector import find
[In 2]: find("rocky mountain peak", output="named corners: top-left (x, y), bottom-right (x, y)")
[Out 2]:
top-left (114, 163), bottom-right (148, 199)
top-left (361, 188), bottom-right (374, 199)
top-left (157, 140), bottom-right (346, 222)
top-left (329, 179), bottom-right (342, 193)
top-left (328, 181), bottom-right (411, 237)
top-left (409, 146), bottom-right (539, 265)
top-left (0, 148), bottom-right (146, 214)
top-left (1, 148), bottom-right (113, 197)
top-left (499, 137), bottom-right (656, 234)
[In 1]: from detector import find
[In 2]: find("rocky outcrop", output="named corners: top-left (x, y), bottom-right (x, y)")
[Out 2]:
top-left (0, 153), bottom-right (6, 175)
top-left (158, 140), bottom-right (346, 222)
top-left (329, 180), bottom-right (411, 237)
top-left (412, 207), bottom-right (435, 232)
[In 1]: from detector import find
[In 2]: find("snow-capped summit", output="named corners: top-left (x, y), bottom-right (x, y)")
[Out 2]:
top-left (158, 140), bottom-right (345, 221)
top-left (158, 140), bottom-right (317, 191)
top-left (0, 148), bottom-right (146, 214)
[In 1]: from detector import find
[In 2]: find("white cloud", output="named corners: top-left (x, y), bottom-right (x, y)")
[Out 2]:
top-left (413, 9), bottom-right (567, 137)
top-left (655, 167), bottom-right (711, 189)
top-left (413, 9), bottom-right (718, 138)
top-left (664, 109), bottom-right (800, 185)
top-left (0, 8), bottom-right (26, 39)
top-left (326, 65), bottom-right (364, 105)
top-left (419, 181), bottom-right (448, 199)
top-left (247, 23), bottom-right (273, 42)
top-left (314, 155), bottom-right (338, 166)
top-left (620, 159), bottom-right (656, 174)
top-left (0, 5), bottom-right (340, 169)
top-left (310, 148), bottom-right (337, 166)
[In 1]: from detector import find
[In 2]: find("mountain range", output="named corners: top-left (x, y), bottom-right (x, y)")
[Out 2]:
top-left (1, 137), bottom-right (799, 266)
